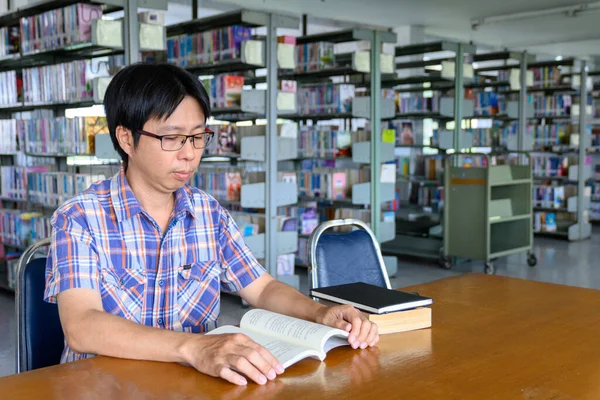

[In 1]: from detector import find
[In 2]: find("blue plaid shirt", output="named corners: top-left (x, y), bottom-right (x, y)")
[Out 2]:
top-left (44, 165), bottom-right (265, 363)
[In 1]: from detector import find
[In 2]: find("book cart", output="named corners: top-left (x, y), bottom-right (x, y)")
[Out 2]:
top-left (444, 151), bottom-right (537, 274)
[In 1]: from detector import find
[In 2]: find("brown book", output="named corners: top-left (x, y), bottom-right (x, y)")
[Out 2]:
top-left (366, 307), bottom-right (431, 335)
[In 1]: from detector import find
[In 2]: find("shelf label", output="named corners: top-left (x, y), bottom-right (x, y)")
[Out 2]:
top-left (382, 129), bottom-right (395, 143)
top-left (243, 40), bottom-right (265, 66)
top-left (139, 23), bottom-right (165, 51)
top-left (277, 44), bottom-right (296, 69)
top-left (353, 51), bottom-right (370, 73)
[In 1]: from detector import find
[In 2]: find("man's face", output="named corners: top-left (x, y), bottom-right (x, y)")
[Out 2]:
top-left (127, 95), bottom-right (206, 193)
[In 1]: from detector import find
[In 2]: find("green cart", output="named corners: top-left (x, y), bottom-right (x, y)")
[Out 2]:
top-left (444, 152), bottom-right (537, 274)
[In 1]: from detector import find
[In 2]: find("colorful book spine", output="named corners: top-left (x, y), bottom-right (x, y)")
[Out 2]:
top-left (23, 60), bottom-right (92, 104)
top-left (166, 25), bottom-right (253, 67)
top-left (190, 169), bottom-right (242, 202)
top-left (27, 172), bottom-right (105, 207)
top-left (19, 4), bottom-right (103, 54)
top-left (297, 84), bottom-right (355, 115)
top-left (18, 116), bottom-right (97, 155)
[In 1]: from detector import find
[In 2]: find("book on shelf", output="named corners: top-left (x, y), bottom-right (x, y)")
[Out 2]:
top-left (295, 42), bottom-right (335, 72)
top-left (297, 83), bottom-right (354, 115)
top-left (167, 25), bottom-right (253, 67)
top-left (0, 26), bottom-right (19, 58)
top-left (20, 3), bottom-right (104, 54)
top-left (191, 168), bottom-right (242, 203)
top-left (0, 70), bottom-right (19, 106)
top-left (310, 282), bottom-right (433, 314)
top-left (200, 74), bottom-right (244, 109)
top-left (533, 94), bottom-right (572, 118)
top-left (207, 309), bottom-right (350, 369)
top-left (22, 60), bottom-right (99, 105)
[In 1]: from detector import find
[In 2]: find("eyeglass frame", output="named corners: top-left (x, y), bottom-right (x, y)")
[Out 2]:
top-left (137, 128), bottom-right (215, 151)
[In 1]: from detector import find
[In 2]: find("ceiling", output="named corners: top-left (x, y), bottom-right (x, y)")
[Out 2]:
top-left (200, 0), bottom-right (600, 60)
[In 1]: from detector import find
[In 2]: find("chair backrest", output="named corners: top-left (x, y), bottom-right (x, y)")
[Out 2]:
top-left (16, 238), bottom-right (64, 373)
top-left (308, 219), bottom-right (391, 290)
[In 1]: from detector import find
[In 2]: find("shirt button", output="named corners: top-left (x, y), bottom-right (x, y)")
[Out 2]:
top-left (158, 318), bottom-right (164, 325)
top-left (159, 280), bottom-right (165, 287)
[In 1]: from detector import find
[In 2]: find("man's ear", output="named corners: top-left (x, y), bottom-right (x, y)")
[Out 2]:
top-left (116, 126), bottom-right (134, 157)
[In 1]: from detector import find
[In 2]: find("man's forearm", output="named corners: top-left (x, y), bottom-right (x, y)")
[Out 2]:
top-left (253, 278), bottom-right (326, 323)
top-left (66, 309), bottom-right (196, 363)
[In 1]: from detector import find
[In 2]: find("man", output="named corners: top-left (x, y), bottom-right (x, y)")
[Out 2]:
top-left (44, 63), bottom-right (379, 386)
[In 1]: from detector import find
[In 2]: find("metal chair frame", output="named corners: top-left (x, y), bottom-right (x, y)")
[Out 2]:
top-left (307, 218), bottom-right (391, 290)
top-left (15, 237), bottom-right (53, 373)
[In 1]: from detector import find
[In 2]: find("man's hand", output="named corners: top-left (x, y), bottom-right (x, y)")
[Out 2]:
top-left (315, 305), bottom-right (379, 349)
top-left (180, 333), bottom-right (284, 386)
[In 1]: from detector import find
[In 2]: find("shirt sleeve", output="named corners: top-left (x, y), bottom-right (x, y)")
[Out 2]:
top-left (44, 210), bottom-right (100, 304)
top-left (218, 206), bottom-right (266, 293)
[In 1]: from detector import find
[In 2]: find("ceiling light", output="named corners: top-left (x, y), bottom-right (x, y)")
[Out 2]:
top-left (472, 2), bottom-right (600, 30)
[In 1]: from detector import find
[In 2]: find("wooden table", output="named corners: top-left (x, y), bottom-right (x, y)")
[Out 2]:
top-left (2, 274), bottom-right (600, 399)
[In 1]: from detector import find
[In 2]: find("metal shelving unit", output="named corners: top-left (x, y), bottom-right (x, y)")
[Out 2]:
top-left (166, 10), bottom-right (301, 288)
top-left (379, 40), bottom-right (476, 268)
top-left (0, 0), bottom-right (167, 292)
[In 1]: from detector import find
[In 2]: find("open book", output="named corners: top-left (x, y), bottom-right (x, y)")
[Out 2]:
top-left (207, 309), bottom-right (350, 369)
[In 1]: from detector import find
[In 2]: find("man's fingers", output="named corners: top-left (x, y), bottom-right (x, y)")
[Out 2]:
top-left (333, 318), bottom-right (351, 332)
top-left (348, 315), bottom-right (364, 348)
top-left (228, 354), bottom-right (268, 385)
top-left (252, 342), bottom-right (285, 375)
top-left (366, 322), bottom-right (379, 347)
top-left (357, 319), bottom-right (372, 348)
top-left (243, 345), bottom-right (279, 380)
top-left (218, 365), bottom-right (248, 386)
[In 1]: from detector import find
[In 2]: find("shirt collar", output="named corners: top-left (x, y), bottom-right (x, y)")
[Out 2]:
top-left (111, 164), bottom-right (197, 222)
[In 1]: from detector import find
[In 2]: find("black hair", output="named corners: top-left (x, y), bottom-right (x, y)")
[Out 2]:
top-left (103, 63), bottom-right (211, 163)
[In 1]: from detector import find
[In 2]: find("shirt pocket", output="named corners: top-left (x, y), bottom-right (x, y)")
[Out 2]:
top-left (177, 261), bottom-right (221, 328)
top-left (101, 267), bottom-right (147, 324)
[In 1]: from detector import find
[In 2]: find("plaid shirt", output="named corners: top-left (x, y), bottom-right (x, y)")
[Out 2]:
top-left (44, 165), bottom-right (265, 364)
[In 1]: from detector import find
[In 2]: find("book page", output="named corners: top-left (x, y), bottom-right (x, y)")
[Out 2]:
top-left (207, 325), bottom-right (321, 368)
top-left (240, 309), bottom-right (349, 354)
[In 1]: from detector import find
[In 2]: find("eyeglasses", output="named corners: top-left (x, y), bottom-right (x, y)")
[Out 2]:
top-left (137, 128), bottom-right (215, 151)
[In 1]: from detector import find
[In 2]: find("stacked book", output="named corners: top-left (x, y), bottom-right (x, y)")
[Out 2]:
top-left (311, 282), bottom-right (433, 335)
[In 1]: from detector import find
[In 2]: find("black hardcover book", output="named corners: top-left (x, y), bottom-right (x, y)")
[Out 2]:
top-left (310, 282), bottom-right (433, 314)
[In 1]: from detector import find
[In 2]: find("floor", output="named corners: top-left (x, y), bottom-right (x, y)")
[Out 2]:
top-left (1, 232), bottom-right (599, 378)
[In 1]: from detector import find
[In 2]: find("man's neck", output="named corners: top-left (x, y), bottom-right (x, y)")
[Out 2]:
top-left (125, 166), bottom-right (175, 216)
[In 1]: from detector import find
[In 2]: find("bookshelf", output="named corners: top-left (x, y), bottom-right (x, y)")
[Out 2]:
top-left (528, 59), bottom-right (592, 240)
top-left (468, 52), bottom-right (592, 241)
top-left (166, 10), bottom-right (302, 288)
top-left (267, 28), bottom-right (399, 274)
top-left (379, 41), bottom-right (476, 268)
top-left (0, 0), bottom-right (169, 292)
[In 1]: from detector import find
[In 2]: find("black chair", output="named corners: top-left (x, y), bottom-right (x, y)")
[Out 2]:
top-left (307, 219), bottom-right (391, 291)
top-left (16, 238), bottom-right (64, 373)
